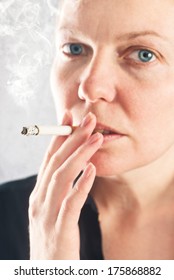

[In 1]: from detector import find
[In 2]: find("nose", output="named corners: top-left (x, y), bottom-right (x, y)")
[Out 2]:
top-left (78, 52), bottom-right (117, 103)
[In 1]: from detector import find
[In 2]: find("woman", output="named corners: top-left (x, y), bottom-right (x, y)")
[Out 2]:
top-left (2, 0), bottom-right (174, 260)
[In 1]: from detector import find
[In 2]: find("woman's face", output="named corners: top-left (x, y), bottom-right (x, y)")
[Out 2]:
top-left (50, 0), bottom-right (174, 176)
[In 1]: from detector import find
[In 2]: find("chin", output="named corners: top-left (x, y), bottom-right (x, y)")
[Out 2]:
top-left (90, 149), bottom-right (149, 177)
top-left (90, 153), bottom-right (127, 177)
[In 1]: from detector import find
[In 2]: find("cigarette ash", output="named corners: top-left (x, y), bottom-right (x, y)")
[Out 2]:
top-left (1, 0), bottom-right (59, 106)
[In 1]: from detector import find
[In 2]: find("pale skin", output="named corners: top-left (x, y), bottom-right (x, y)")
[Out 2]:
top-left (29, 0), bottom-right (174, 259)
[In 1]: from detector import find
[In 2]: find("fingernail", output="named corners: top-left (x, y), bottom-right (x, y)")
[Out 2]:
top-left (62, 111), bottom-right (72, 125)
top-left (84, 163), bottom-right (95, 178)
top-left (80, 113), bottom-right (93, 128)
top-left (87, 132), bottom-right (102, 144)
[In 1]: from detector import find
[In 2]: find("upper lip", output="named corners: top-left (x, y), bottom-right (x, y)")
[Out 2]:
top-left (94, 123), bottom-right (125, 135)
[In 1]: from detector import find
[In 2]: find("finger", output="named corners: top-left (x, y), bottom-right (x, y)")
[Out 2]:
top-left (57, 163), bottom-right (96, 230)
top-left (44, 132), bottom-right (103, 218)
top-left (38, 113), bottom-right (97, 198)
top-left (42, 111), bottom-right (73, 165)
top-left (33, 111), bottom-right (72, 194)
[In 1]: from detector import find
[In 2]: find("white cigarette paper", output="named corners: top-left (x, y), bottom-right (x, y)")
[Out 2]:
top-left (21, 125), bottom-right (73, 136)
top-left (38, 125), bottom-right (73, 135)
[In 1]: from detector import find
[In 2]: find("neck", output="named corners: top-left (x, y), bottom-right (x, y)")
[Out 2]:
top-left (91, 148), bottom-right (174, 211)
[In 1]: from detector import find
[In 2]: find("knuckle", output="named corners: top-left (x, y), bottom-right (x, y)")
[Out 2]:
top-left (51, 165), bottom-right (73, 186)
top-left (28, 201), bottom-right (49, 230)
top-left (28, 203), bottom-right (38, 220)
top-left (28, 192), bottom-right (41, 219)
top-left (81, 130), bottom-right (92, 139)
top-left (51, 168), bottom-right (62, 183)
top-left (72, 148), bottom-right (81, 158)
top-left (41, 217), bottom-right (51, 232)
top-left (45, 149), bottom-right (52, 163)
top-left (74, 184), bottom-right (88, 198)
top-left (61, 196), bottom-right (74, 213)
top-left (28, 196), bottom-right (38, 219)
top-left (49, 151), bottom-right (60, 167)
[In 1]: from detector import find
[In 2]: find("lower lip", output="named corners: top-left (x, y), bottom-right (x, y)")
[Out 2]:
top-left (102, 133), bottom-right (124, 143)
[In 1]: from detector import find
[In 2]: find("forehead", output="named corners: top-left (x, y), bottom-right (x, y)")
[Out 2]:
top-left (58, 0), bottom-right (174, 40)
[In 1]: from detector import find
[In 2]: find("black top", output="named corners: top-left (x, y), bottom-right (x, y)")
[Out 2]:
top-left (0, 176), bottom-right (104, 260)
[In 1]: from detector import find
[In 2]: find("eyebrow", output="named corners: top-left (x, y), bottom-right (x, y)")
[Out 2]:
top-left (115, 30), bottom-right (167, 41)
top-left (58, 27), bottom-right (86, 38)
top-left (58, 27), bottom-right (167, 42)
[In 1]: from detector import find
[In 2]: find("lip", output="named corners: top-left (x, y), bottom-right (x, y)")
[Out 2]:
top-left (94, 123), bottom-right (124, 135)
top-left (94, 123), bottom-right (125, 143)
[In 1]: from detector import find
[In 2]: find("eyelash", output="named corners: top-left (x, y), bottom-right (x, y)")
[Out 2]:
top-left (124, 48), bottom-right (157, 65)
top-left (62, 43), bottom-right (158, 65)
top-left (62, 43), bottom-right (87, 57)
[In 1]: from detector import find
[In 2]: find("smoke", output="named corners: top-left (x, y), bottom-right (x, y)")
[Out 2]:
top-left (0, 0), bottom-right (59, 106)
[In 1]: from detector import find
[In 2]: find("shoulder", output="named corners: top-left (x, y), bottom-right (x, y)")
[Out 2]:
top-left (0, 176), bottom-right (37, 260)
top-left (0, 175), bottom-right (37, 209)
top-left (0, 175), bottom-right (37, 226)
top-left (0, 175), bottom-right (37, 194)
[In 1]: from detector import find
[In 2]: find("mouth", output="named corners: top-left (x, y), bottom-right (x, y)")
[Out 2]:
top-left (94, 123), bottom-right (124, 135)
top-left (94, 129), bottom-right (117, 135)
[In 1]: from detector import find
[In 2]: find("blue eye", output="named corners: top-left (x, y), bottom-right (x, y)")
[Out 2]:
top-left (138, 50), bottom-right (154, 62)
top-left (70, 44), bottom-right (83, 55)
top-left (128, 49), bottom-right (156, 63)
top-left (63, 43), bottom-right (83, 56)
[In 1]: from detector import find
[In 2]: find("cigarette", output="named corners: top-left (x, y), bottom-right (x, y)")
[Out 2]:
top-left (21, 125), bottom-right (104, 136)
top-left (21, 125), bottom-right (74, 136)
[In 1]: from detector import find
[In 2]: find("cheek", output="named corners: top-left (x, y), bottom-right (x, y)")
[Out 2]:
top-left (122, 71), bottom-right (174, 133)
top-left (140, 81), bottom-right (174, 165)
top-left (128, 82), bottom-right (174, 155)
top-left (91, 85), bottom-right (174, 176)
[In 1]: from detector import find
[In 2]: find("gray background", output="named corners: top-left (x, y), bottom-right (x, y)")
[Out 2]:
top-left (0, 0), bottom-right (59, 183)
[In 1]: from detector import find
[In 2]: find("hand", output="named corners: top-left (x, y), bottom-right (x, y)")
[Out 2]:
top-left (28, 112), bottom-right (103, 259)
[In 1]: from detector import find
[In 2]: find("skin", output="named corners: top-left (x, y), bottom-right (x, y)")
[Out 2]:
top-left (29, 0), bottom-right (174, 259)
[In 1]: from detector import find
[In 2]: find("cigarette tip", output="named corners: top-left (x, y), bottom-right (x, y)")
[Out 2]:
top-left (21, 127), bottom-right (28, 135)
